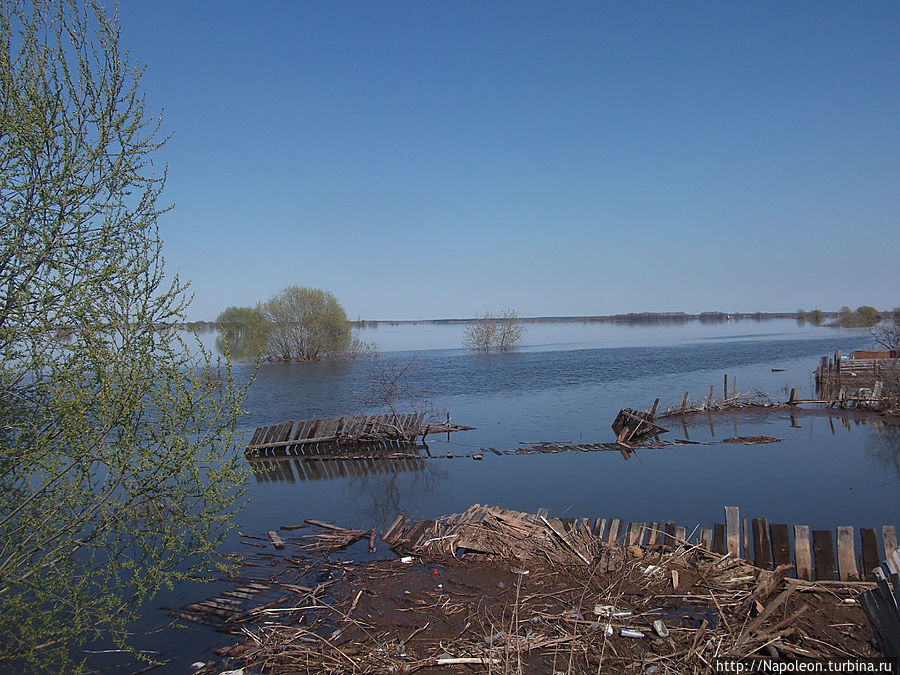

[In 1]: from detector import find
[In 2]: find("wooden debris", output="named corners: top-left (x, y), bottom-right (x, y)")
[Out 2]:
top-left (201, 503), bottom-right (887, 674)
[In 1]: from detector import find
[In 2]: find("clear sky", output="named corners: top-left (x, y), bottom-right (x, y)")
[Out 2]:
top-left (115, 1), bottom-right (899, 321)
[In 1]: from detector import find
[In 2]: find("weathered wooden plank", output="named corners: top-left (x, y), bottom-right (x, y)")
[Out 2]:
top-left (794, 525), bottom-right (812, 581)
top-left (743, 518), bottom-right (750, 559)
top-left (700, 528), bottom-right (713, 550)
top-left (625, 522), bottom-right (645, 547)
top-left (561, 517), bottom-right (576, 533)
top-left (752, 518), bottom-right (772, 569)
top-left (860, 528), bottom-right (880, 580)
top-left (884, 526), bottom-right (898, 561)
top-left (713, 523), bottom-right (725, 555)
top-left (267, 530), bottom-right (285, 549)
top-left (674, 526), bottom-right (687, 548)
top-left (248, 426), bottom-right (263, 447)
top-left (645, 522), bottom-right (661, 549)
top-left (812, 530), bottom-right (836, 581)
top-left (725, 506), bottom-right (740, 557)
top-left (277, 421), bottom-right (294, 443)
top-left (605, 519), bottom-right (622, 545)
top-left (769, 524), bottom-right (791, 567)
top-left (663, 522), bottom-right (676, 551)
top-left (837, 526), bottom-right (860, 581)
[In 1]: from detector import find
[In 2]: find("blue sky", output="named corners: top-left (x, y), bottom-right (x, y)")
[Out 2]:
top-left (115, 1), bottom-right (899, 321)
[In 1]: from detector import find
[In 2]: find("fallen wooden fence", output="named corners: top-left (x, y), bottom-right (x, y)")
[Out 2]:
top-left (247, 413), bottom-right (473, 455)
top-left (383, 504), bottom-right (898, 582)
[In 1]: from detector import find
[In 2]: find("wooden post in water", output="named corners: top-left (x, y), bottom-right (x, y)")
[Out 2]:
top-left (708, 385), bottom-right (714, 409)
top-left (681, 391), bottom-right (689, 414)
top-left (788, 388), bottom-right (796, 405)
top-left (724, 374), bottom-right (728, 401)
top-left (732, 375), bottom-right (737, 399)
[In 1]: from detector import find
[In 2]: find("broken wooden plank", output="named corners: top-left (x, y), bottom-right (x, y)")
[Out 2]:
top-left (812, 530), bottom-right (836, 581)
top-left (605, 519), bottom-right (622, 546)
top-left (725, 506), bottom-right (740, 557)
top-left (837, 526), bottom-right (860, 582)
top-left (752, 518), bottom-right (771, 569)
top-left (769, 524), bottom-right (791, 567)
top-left (645, 522), bottom-right (661, 549)
top-left (625, 522), bottom-right (644, 547)
top-left (794, 525), bottom-right (812, 581)
top-left (663, 522), bottom-right (676, 551)
top-left (884, 526), bottom-right (898, 561)
top-left (700, 528), bottom-right (713, 551)
top-left (861, 528), bottom-right (880, 581)
top-left (267, 530), bottom-right (285, 550)
top-left (713, 523), bottom-right (725, 555)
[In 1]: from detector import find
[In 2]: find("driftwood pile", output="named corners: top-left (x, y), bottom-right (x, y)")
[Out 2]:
top-left (191, 506), bottom-right (886, 674)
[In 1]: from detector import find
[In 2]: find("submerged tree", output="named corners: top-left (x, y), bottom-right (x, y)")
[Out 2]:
top-left (463, 310), bottom-right (526, 352)
top-left (0, 0), bottom-right (247, 669)
top-left (216, 305), bottom-right (270, 361)
top-left (260, 286), bottom-right (351, 361)
top-left (218, 286), bottom-right (375, 362)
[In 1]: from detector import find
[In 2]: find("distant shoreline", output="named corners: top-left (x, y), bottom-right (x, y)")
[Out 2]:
top-left (183, 311), bottom-right (839, 331)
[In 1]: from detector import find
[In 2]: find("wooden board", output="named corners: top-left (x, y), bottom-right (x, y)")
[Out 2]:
top-left (884, 526), bottom-right (898, 560)
top-left (769, 524), bottom-right (791, 567)
top-left (674, 526), bottom-right (686, 548)
top-left (625, 522), bottom-right (645, 547)
top-left (700, 528), bottom-right (713, 551)
top-left (743, 518), bottom-right (750, 558)
top-left (836, 526), bottom-right (860, 581)
top-left (645, 522), bottom-right (660, 548)
top-left (860, 528), bottom-right (880, 580)
top-left (605, 519), bottom-right (622, 545)
top-left (664, 522), bottom-right (676, 551)
top-left (812, 530), bottom-right (836, 581)
top-left (725, 506), bottom-right (740, 557)
top-left (794, 525), bottom-right (812, 581)
top-left (592, 518), bottom-right (607, 539)
top-left (713, 523), bottom-right (725, 555)
top-left (752, 518), bottom-right (771, 569)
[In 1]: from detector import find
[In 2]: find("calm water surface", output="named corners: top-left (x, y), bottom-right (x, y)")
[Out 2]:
top-left (137, 319), bottom-right (898, 670)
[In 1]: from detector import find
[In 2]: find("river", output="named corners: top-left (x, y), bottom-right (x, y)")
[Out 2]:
top-left (121, 318), bottom-right (899, 671)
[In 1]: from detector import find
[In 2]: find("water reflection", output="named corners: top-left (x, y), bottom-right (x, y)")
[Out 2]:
top-left (864, 420), bottom-right (900, 478)
top-left (248, 447), bottom-right (427, 483)
top-left (681, 410), bottom-right (900, 479)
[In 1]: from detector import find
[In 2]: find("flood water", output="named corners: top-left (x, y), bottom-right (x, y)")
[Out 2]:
top-left (129, 319), bottom-right (900, 670)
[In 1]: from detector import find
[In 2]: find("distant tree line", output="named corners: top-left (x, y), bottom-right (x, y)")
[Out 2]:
top-left (796, 306), bottom-right (894, 329)
top-left (217, 286), bottom-right (375, 362)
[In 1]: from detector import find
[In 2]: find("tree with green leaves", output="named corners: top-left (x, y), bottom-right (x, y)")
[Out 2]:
top-left (1, 0), bottom-right (248, 669)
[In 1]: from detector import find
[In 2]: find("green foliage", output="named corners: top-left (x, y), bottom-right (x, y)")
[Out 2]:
top-left (855, 306), bottom-right (881, 327)
top-left (833, 305), bottom-right (882, 328)
top-left (260, 286), bottom-right (353, 362)
top-left (463, 310), bottom-right (526, 352)
top-left (216, 305), bottom-right (270, 361)
top-left (807, 309), bottom-right (825, 326)
top-left (0, 0), bottom-right (248, 669)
